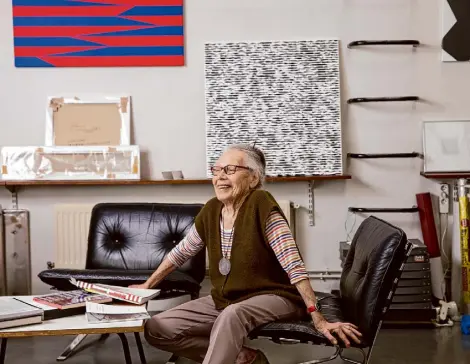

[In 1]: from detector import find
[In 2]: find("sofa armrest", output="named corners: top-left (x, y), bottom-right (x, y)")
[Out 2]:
top-left (38, 268), bottom-right (201, 298)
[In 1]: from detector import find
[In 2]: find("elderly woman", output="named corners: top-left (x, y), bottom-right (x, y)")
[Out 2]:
top-left (131, 144), bottom-right (361, 364)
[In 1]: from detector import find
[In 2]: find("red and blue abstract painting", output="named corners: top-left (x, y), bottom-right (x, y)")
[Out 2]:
top-left (12, 0), bottom-right (184, 67)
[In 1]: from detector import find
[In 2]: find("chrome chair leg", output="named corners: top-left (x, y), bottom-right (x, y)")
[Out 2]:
top-left (339, 347), bottom-right (367, 364)
top-left (298, 346), bottom-right (340, 364)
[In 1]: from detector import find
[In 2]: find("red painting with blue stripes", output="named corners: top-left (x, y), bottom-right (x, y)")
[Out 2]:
top-left (12, 0), bottom-right (184, 67)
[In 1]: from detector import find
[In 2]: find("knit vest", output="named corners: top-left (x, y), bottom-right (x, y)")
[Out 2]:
top-left (194, 189), bottom-right (304, 310)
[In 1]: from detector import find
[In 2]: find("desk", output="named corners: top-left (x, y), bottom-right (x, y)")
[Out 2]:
top-left (0, 296), bottom-right (146, 364)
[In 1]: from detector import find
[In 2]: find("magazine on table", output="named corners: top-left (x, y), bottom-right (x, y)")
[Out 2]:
top-left (33, 290), bottom-right (112, 309)
top-left (69, 278), bottom-right (160, 304)
top-left (85, 302), bottom-right (150, 324)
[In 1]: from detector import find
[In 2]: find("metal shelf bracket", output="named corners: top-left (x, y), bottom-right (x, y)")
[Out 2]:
top-left (348, 152), bottom-right (422, 159)
top-left (348, 40), bottom-right (420, 48)
top-left (4, 186), bottom-right (18, 210)
top-left (308, 181), bottom-right (315, 226)
top-left (348, 207), bottom-right (419, 213)
top-left (347, 96), bottom-right (419, 104)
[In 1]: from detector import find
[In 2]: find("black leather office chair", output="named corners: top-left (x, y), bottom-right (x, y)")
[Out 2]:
top-left (38, 202), bottom-right (206, 364)
top-left (249, 216), bottom-right (412, 364)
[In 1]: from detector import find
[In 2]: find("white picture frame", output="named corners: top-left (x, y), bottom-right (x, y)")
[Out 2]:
top-left (45, 95), bottom-right (131, 146)
top-left (423, 119), bottom-right (470, 172)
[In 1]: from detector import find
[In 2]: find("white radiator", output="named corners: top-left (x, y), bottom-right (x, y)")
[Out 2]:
top-left (54, 204), bottom-right (93, 269)
top-left (53, 200), bottom-right (297, 269)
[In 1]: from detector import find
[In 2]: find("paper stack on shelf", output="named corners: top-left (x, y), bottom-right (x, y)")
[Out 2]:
top-left (1, 146), bottom-right (140, 181)
top-left (70, 278), bottom-right (160, 305)
top-left (0, 297), bottom-right (44, 329)
top-left (86, 302), bottom-right (150, 324)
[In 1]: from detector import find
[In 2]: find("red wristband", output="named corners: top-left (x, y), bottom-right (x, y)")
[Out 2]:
top-left (307, 304), bottom-right (318, 313)
top-left (307, 301), bottom-right (321, 314)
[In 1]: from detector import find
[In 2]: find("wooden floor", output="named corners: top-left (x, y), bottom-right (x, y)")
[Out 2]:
top-left (2, 325), bottom-right (469, 364)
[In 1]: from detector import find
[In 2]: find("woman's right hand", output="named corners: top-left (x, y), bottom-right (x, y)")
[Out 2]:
top-left (129, 282), bottom-right (150, 289)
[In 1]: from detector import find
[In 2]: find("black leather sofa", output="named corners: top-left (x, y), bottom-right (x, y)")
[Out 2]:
top-left (39, 202), bottom-right (206, 300)
top-left (38, 202), bottom-right (206, 363)
top-left (38, 203), bottom-right (410, 364)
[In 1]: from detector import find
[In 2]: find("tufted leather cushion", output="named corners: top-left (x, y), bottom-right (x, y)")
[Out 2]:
top-left (38, 202), bottom-right (206, 296)
top-left (250, 216), bottom-right (409, 348)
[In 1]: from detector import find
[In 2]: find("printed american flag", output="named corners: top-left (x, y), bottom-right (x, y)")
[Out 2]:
top-left (12, 0), bottom-right (184, 67)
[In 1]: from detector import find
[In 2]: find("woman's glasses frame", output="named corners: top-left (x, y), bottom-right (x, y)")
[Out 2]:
top-left (210, 165), bottom-right (251, 176)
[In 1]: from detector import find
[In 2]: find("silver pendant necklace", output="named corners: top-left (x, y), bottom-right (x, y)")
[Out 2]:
top-left (219, 211), bottom-right (234, 276)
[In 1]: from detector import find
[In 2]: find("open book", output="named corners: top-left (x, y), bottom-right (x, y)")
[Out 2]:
top-left (70, 278), bottom-right (160, 305)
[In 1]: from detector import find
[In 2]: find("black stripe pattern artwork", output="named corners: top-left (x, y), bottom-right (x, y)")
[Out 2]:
top-left (204, 40), bottom-right (342, 177)
top-left (442, 0), bottom-right (470, 61)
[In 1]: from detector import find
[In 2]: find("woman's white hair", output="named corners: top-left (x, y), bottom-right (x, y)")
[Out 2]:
top-left (226, 143), bottom-right (266, 189)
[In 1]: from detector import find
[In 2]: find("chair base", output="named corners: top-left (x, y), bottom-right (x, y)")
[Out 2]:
top-left (297, 347), bottom-right (369, 364)
top-left (339, 348), bottom-right (368, 364)
top-left (298, 346), bottom-right (340, 364)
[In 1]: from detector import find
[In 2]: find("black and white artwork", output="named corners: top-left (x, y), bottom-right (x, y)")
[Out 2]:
top-left (442, 0), bottom-right (470, 61)
top-left (204, 39), bottom-right (342, 177)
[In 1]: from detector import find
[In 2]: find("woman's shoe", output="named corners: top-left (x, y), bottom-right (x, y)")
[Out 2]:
top-left (252, 349), bottom-right (270, 364)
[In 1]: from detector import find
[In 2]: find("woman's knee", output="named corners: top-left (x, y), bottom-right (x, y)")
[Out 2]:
top-left (215, 303), bottom-right (247, 326)
top-left (144, 314), bottom-right (177, 347)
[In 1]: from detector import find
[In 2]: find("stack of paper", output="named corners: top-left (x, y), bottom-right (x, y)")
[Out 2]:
top-left (86, 302), bottom-right (150, 324)
top-left (0, 297), bottom-right (44, 329)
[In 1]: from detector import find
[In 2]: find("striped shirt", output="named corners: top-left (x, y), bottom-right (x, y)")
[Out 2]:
top-left (167, 210), bottom-right (309, 285)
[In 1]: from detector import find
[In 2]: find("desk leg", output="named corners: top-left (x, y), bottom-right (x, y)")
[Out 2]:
top-left (118, 333), bottom-right (132, 364)
top-left (133, 333), bottom-right (146, 364)
top-left (0, 338), bottom-right (7, 364)
top-left (56, 334), bottom-right (87, 361)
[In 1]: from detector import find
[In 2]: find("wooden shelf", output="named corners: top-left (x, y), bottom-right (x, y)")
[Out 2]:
top-left (420, 172), bottom-right (470, 179)
top-left (1, 175), bottom-right (351, 222)
top-left (3, 179), bottom-right (211, 187)
top-left (1, 175), bottom-right (351, 188)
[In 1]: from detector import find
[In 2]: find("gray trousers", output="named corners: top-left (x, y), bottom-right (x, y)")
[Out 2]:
top-left (144, 294), bottom-right (304, 364)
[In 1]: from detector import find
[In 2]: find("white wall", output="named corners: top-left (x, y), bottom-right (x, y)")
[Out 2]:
top-left (0, 0), bottom-right (460, 295)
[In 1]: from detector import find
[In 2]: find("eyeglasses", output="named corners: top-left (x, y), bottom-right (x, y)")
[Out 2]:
top-left (210, 165), bottom-right (251, 176)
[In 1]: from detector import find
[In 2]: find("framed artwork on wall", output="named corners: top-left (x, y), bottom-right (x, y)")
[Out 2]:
top-left (441, 0), bottom-right (470, 62)
top-left (423, 120), bottom-right (470, 172)
top-left (204, 39), bottom-right (343, 177)
top-left (12, 0), bottom-right (184, 68)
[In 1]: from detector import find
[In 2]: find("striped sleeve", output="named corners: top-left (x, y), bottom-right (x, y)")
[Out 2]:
top-left (265, 210), bottom-right (309, 285)
top-left (167, 224), bottom-right (205, 267)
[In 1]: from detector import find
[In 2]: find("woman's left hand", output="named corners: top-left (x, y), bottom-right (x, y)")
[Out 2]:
top-left (314, 319), bottom-right (362, 347)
